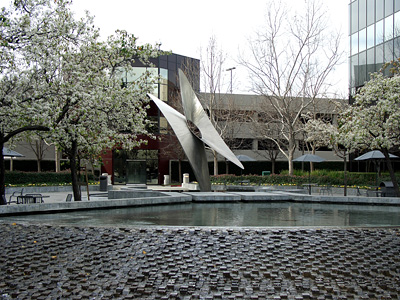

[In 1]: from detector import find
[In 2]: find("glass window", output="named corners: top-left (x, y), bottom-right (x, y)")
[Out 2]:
top-left (385, 15), bottom-right (394, 40)
top-left (351, 32), bottom-right (359, 55)
top-left (358, 51), bottom-right (367, 86)
top-left (367, 0), bottom-right (375, 25)
top-left (376, 44), bottom-right (384, 70)
top-left (395, 11), bottom-right (400, 38)
top-left (385, 40), bottom-right (394, 62)
top-left (385, 0), bottom-right (393, 17)
top-left (376, 0), bottom-right (384, 21)
top-left (367, 47), bottom-right (376, 79)
top-left (351, 0), bottom-right (359, 34)
top-left (367, 24), bottom-right (375, 48)
top-left (395, 37), bottom-right (400, 58)
top-left (376, 19), bottom-right (384, 44)
top-left (396, 0), bottom-right (400, 12)
top-left (359, 28), bottom-right (367, 52)
top-left (350, 54), bottom-right (358, 89)
top-left (359, 0), bottom-right (367, 29)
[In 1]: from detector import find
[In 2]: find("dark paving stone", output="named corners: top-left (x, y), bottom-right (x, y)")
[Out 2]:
top-left (0, 223), bottom-right (399, 299)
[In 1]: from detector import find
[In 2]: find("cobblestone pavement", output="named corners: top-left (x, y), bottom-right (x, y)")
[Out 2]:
top-left (0, 223), bottom-right (400, 299)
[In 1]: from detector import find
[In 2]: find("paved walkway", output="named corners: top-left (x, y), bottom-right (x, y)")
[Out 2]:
top-left (0, 223), bottom-right (399, 299)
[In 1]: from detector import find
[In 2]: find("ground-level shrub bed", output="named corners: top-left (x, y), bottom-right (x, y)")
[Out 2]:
top-left (211, 171), bottom-right (396, 188)
top-left (5, 171), bottom-right (97, 186)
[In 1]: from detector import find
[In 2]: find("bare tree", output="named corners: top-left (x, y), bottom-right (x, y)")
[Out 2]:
top-left (200, 36), bottom-right (228, 175)
top-left (239, 0), bottom-right (343, 175)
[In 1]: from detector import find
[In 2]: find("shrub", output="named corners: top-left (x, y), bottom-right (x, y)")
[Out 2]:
top-left (5, 171), bottom-right (97, 186)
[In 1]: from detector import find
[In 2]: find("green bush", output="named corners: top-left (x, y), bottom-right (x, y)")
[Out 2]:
top-left (211, 170), bottom-right (391, 188)
top-left (5, 171), bottom-right (97, 186)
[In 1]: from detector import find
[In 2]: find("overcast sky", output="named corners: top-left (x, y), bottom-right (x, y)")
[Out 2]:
top-left (72, 0), bottom-right (349, 95)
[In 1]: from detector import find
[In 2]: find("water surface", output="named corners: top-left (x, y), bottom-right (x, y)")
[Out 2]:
top-left (3, 202), bottom-right (400, 227)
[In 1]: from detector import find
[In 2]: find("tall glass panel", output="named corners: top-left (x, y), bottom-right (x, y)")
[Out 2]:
top-left (395, 11), bottom-right (400, 38)
top-left (376, 19), bottom-right (384, 44)
top-left (396, 0), bottom-right (400, 12)
top-left (351, 0), bottom-right (359, 34)
top-left (350, 54), bottom-right (358, 88)
top-left (385, 40), bottom-right (394, 61)
top-left (385, 0), bottom-right (393, 17)
top-left (376, 44), bottom-right (384, 70)
top-left (376, 0), bottom-right (384, 21)
top-left (351, 32), bottom-right (359, 55)
top-left (359, 28), bottom-right (367, 52)
top-left (385, 15), bottom-right (394, 41)
top-left (359, 0), bottom-right (367, 29)
top-left (367, 0), bottom-right (375, 25)
top-left (394, 37), bottom-right (400, 58)
top-left (367, 47), bottom-right (376, 80)
top-left (367, 24), bottom-right (375, 48)
top-left (358, 51), bottom-right (367, 85)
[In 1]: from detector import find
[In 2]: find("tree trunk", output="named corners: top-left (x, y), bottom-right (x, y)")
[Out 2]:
top-left (178, 159), bottom-right (182, 184)
top-left (343, 151), bottom-right (347, 196)
top-left (213, 150), bottom-right (218, 176)
top-left (69, 140), bottom-right (81, 201)
top-left (382, 149), bottom-right (400, 197)
top-left (0, 138), bottom-right (6, 204)
top-left (271, 159), bottom-right (275, 174)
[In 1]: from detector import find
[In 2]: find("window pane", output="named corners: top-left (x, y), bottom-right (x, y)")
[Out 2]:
top-left (385, 0), bottom-right (393, 17)
top-left (396, 0), bottom-right (400, 12)
top-left (385, 15), bottom-right (394, 40)
top-left (351, 32), bottom-right (359, 55)
top-left (367, 0), bottom-right (375, 25)
top-left (367, 24), bottom-right (375, 48)
top-left (376, 0), bottom-right (384, 21)
top-left (350, 54), bottom-right (358, 88)
top-left (359, 0), bottom-right (367, 29)
top-left (376, 19), bottom-right (384, 44)
top-left (376, 44), bottom-right (384, 70)
top-left (385, 40), bottom-right (394, 61)
top-left (395, 11), bottom-right (400, 38)
top-left (351, 0), bottom-right (359, 34)
top-left (367, 47), bottom-right (376, 80)
top-left (359, 28), bottom-right (367, 51)
top-left (358, 51), bottom-right (367, 85)
top-left (395, 37), bottom-right (400, 58)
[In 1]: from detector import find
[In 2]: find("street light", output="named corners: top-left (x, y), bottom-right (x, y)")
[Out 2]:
top-left (226, 67), bottom-right (236, 93)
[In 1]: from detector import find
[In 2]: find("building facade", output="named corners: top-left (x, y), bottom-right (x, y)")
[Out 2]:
top-left (349, 0), bottom-right (400, 95)
top-left (100, 53), bottom-right (200, 185)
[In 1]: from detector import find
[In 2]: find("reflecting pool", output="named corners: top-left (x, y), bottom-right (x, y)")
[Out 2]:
top-left (3, 202), bottom-right (400, 227)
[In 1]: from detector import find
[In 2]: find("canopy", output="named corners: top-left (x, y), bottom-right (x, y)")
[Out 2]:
top-left (2, 147), bottom-right (24, 157)
top-left (354, 150), bottom-right (398, 161)
top-left (293, 154), bottom-right (325, 163)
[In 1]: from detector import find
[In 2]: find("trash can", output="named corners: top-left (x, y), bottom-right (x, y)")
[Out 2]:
top-left (164, 175), bottom-right (170, 185)
top-left (379, 181), bottom-right (396, 197)
top-left (100, 174), bottom-right (108, 192)
top-left (262, 171), bottom-right (271, 176)
top-left (183, 173), bottom-right (189, 184)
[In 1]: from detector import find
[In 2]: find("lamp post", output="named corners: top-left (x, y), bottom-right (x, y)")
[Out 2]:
top-left (226, 67), bottom-right (236, 93)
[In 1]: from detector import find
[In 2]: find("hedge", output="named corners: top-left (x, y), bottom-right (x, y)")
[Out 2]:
top-left (211, 170), bottom-right (393, 188)
top-left (5, 171), bottom-right (97, 186)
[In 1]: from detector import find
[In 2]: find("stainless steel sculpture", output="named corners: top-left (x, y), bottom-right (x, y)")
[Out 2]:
top-left (148, 69), bottom-right (244, 191)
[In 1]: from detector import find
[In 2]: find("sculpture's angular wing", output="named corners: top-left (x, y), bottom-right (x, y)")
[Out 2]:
top-left (148, 94), bottom-right (211, 191)
top-left (179, 69), bottom-right (244, 169)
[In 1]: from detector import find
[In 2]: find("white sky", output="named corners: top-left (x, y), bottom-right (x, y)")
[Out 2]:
top-left (71, 0), bottom-right (349, 95)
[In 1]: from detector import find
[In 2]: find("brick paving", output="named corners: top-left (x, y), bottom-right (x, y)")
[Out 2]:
top-left (0, 223), bottom-right (400, 299)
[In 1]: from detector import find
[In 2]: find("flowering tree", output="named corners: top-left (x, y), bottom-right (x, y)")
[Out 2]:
top-left (338, 73), bottom-right (400, 196)
top-left (0, 0), bottom-right (161, 202)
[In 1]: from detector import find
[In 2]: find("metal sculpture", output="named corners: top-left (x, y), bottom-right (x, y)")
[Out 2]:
top-left (148, 69), bottom-right (243, 191)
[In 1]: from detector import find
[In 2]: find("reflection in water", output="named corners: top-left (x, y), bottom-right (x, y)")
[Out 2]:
top-left (3, 202), bottom-right (400, 227)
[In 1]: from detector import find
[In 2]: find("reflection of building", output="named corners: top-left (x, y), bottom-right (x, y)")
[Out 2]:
top-left (349, 0), bottom-right (400, 95)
